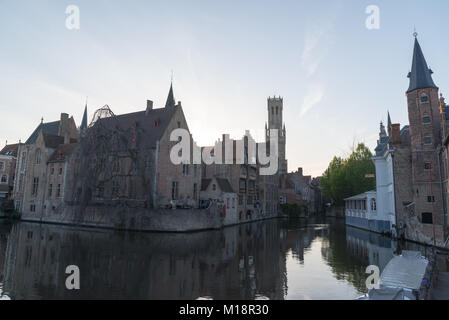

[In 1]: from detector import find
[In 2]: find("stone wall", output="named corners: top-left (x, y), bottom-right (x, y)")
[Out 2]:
top-left (21, 204), bottom-right (223, 232)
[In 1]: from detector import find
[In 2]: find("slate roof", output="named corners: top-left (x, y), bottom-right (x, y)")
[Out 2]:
top-left (0, 144), bottom-right (19, 157)
top-left (407, 38), bottom-right (438, 93)
top-left (92, 106), bottom-right (177, 151)
top-left (48, 143), bottom-right (78, 162)
top-left (25, 121), bottom-right (60, 144)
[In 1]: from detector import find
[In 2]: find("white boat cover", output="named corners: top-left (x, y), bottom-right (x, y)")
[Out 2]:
top-left (379, 250), bottom-right (428, 291)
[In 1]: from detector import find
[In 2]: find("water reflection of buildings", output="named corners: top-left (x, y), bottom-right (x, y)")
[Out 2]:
top-left (0, 219), bottom-right (403, 300)
top-left (345, 226), bottom-right (395, 272)
top-left (0, 221), bottom-right (289, 300)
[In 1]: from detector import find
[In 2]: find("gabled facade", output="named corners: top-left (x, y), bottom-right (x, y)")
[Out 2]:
top-left (13, 113), bottom-right (78, 215)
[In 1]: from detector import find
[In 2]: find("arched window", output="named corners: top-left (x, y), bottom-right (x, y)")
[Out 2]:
top-left (271, 107), bottom-right (274, 115)
top-left (371, 198), bottom-right (377, 211)
top-left (276, 106), bottom-right (279, 115)
top-left (35, 149), bottom-right (41, 165)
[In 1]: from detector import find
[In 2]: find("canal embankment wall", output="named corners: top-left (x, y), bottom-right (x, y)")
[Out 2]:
top-left (19, 204), bottom-right (280, 232)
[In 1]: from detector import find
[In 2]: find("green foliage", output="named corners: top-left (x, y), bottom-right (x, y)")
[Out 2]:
top-left (320, 143), bottom-right (375, 206)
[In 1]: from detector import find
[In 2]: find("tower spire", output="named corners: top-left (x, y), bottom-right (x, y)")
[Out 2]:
top-left (407, 35), bottom-right (438, 93)
top-left (80, 98), bottom-right (88, 131)
top-left (165, 82), bottom-right (176, 108)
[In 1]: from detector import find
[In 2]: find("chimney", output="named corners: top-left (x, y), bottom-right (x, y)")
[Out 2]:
top-left (146, 100), bottom-right (153, 115)
top-left (391, 124), bottom-right (401, 145)
top-left (298, 167), bottom-right (303, 176)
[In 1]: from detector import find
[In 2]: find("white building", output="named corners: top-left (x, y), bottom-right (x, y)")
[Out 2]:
top-left (371, 120), bottom-right (397, 235)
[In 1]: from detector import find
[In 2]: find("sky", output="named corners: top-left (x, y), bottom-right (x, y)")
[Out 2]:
top-left (1, 0), bottom-right (449, 177)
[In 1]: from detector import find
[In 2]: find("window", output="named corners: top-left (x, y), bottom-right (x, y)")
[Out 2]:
top-left (20, 152), bottom-right (26, 170)
top-left (276, 106), bottom-right (279, 115)
top-left (0, 162), bottom-right (4, 171)
top-left (35, 149), bottom-right (41, 165)
top-left (0, 175), bottom-right (7, 183)
top-left (112, 180), bottom-right (119, 197)
top-left (249, 180), bottom-right (255, 191)
top-left (421, 94), bottom-right (429, 103)
top-left (112, 159), bottom-right (120, 173)
top-left (212, 184), bottom-right (216, 191)
top-left (193, 183), bottom-right (197, 199)
top-left (239, 179), bottom-right (246, 192)
top-left (57, 184), bottom-right (61, 197)
top-left (226, 198), bottom-right (230, 209)
top-left (50, 166), bottom-right (54, 175)
top-left (32, 177), bottom-right (39, 196)
top-left (97, 183), bottom-right (105, 198)
top-left (371, 199), bottom-right (377, 211)
top-left (59, 167), bottom-right (63, 175)
top-left (424, 136), bottom-right (432, 145)
top-left (30, 204), bottom-right (36, 212)
top-left (171, 181), bottom-right (179, 200)
top-left (271, 107), bottom-right (274, 115)
top-left (182, 164), bottom-right (189, 176)
top-left (232, 198), bottom-right (235, 209)
top-left (423, 116), bottom-right (431, 124)
top-left (145, 155), bottom-right (151, 169)
top-left (427, 196), bottom-right (435, 203)
top-left (48, 184), bottom-right (52, 198)
top-left (247, 196), bottom-right (253, 205)
top-left (424, 162), bottom-right (432, 170)
top-left (421, 212), bottom-right (433, 224)
top-left (177, 121), bottom-right (181, 128)
top-left (238, 195), bottom-right (243, 205)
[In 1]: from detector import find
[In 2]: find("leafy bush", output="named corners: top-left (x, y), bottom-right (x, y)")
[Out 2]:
top-left (320, 143), bottom-right (375, 206)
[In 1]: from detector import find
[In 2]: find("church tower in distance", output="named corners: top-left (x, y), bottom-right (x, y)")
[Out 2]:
top-left (266, 96), bottom-right (287, 174)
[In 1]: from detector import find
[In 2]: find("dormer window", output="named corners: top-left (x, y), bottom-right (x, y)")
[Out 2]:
top-left (421, 94), bottom-right (429, 103)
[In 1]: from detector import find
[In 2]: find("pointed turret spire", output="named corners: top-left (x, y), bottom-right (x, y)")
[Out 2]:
top-left (407, 36), bottom-right (438, 93)
top-left (387, 111), bottom-right (392, 136)
top-left (165, 82), bottom-right (176, 108)
top-left (80, 100), bottom-right (88, 131)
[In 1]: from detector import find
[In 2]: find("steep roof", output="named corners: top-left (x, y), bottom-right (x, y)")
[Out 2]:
top-left (0, 144), bottom-right (19, 157)
top-left (26, 120), bottom-right (60, 144)
top-left (407, 37), bottom-right (438, 93)
top-left (92, 106), bottom-right (177, 151)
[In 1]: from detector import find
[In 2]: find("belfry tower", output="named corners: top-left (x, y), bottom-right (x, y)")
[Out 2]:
top-left (265, 96), bottom-right (287, 174)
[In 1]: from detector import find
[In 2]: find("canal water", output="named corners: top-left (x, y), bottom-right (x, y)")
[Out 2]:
top-left (0, 217), bottom-right (440, 300)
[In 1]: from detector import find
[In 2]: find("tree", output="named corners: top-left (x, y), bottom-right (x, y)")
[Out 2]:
top-left (320, 143), bottom-right (375, 206)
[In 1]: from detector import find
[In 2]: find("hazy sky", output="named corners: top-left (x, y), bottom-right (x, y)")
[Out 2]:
top-left (1, 0), bottom-right (449, 177)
